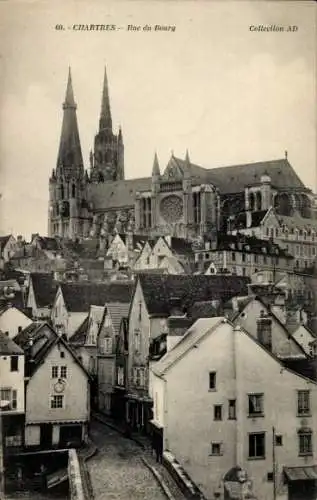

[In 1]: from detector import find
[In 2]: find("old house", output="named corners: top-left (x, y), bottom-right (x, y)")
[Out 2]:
top-left (0, 305), bottom-right (32, 339)
top-left (0, 332), bottom-right (25, 459)
top-left (97, 301), bottom-right (130, 415)
top-left (224, 295), bottom-right (307, 360)
top-left (14, 323), bottom-right (90, 449)
top-left (0, 235), bottom-right (17, 268)
top-left (151, 318), bottom-right (317, 500)
top-left (26, 273), bottom-right (57, 319)
top-left (51, 281), bottom-right (133, 337)
top-left (201, 233), bottom-right (293, 278)
top-left (126, 274), bottom-right (249, 434)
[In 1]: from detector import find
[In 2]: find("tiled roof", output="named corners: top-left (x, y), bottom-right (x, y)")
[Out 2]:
top-left (282, 358), bottom-right (317, 383)
top-left (213, 233), bottom-right (292, 258)
top-left (139, 274), bottom-right (250, 316)
top-left (106, 302), bottom-right (130, 336)
top-left (13, 321), bottom-right (56, 350)
top-left (0, 235), bottom-right (12, 249)
top-left (30, 273), bottom-right (58, 308)
top-left (120, 234), bottom-right (157, 251)
top-left (167, 237), bottom-right (194, 256)
top-left (0, 291), bottom-right (26, 312)
top-left (153, 317), bottom-right (225, 376)
top-left (276, 214), bottom-right (317, 232)
top-left (89, 158), bottom-right (306, 211)
top-left (60, 281), bottom-right (134, 312)
top-left (69, 315), bottom-right (89, 345)
top-left (174, 157), bottom-right (306, 193)
top-left (89, 177), bottom-right (151, 210)
top-left (0, 331), bottom-right (23, 355)
top-left (188, 300), bottom-right (219, 319)
top-left (36, 236), bottom-right (61, 252)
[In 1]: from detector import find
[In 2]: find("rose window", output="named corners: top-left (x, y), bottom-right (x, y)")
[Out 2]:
top-left (160, 195), bottom-right (183, 223)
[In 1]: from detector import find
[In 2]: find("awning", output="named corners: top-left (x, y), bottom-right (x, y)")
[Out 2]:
top-left (284, 465), bottom-right (317, 481)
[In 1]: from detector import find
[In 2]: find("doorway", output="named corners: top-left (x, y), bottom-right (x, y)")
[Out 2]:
top-left (40, 424), bottom-right (53, 449)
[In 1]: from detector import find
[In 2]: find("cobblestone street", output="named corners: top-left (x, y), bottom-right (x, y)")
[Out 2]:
top-left (87, 420), bottom-right (167, 500)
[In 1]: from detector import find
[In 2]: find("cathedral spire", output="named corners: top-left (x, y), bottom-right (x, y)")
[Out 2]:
top-left (152, 152), bottom-right (161, 177)
top-left (57, 68), bottom-right (83, 170)
top-left (99, 65), bottom-right (112, 131)
top-left (63, 67), bottom-right (76, 109)
top-left (183, 149), bottom-right (191, 179)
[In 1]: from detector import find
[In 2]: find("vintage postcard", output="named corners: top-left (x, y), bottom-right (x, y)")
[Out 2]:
top-left (0, 1), bottom-right (316, 500)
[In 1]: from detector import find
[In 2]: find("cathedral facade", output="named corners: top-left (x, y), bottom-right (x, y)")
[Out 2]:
top-left (48, 68), bottom-right (316, 244)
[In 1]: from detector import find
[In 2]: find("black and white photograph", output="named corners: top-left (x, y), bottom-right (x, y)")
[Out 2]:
top-left (0, 1), bottom-right (316, 499)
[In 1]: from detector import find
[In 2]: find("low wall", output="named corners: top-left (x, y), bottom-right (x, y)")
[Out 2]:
top-left (68, 449), bottom-right (85, 500)
top-left (163, 451), bottom-right (206, 500)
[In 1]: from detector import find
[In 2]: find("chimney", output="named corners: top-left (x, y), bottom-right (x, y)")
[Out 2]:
top-left (167, 316), bottom-right (193, 351)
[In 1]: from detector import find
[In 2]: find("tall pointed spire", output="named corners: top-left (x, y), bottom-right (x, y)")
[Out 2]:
top-left (152, 152), bottom-right (161, 177)
top-left (99, 65), bottom-right (112, 131)
top-left (63, 67), bottom-right (76, 109)
top-left (183, 149), bottom-right (191, 179)
top-left (57, 68), bottom-right (83, 170)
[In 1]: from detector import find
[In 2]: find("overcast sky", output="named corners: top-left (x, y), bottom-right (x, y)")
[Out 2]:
top-left (0, 0), bottom-right (316, 238)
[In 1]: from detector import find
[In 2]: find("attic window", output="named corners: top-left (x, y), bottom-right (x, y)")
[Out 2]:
top-left (60, 351), bottom-right (65, 359)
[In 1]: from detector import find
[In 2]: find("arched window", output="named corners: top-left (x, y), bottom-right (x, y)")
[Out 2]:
top-left (256, 191), bottom-right (262, 211)
top-left (249, 193), bottom-right (255, 211)
top-left (60, 184), bottom-right (64, 199)
top-left (72, 183), bottom-right (76, 198)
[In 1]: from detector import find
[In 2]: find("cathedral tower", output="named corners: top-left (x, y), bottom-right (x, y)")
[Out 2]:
top-left (90, 66), bottom-right (124, 182)
top-left (48, 68), bottom-right (90, 239)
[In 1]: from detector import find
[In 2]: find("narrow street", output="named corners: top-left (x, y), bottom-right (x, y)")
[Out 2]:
top-left (87, 420), bottom-right (168, 500)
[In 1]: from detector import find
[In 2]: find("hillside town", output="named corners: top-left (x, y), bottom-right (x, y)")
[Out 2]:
top-left (0, 66), bottom-right (317, 500)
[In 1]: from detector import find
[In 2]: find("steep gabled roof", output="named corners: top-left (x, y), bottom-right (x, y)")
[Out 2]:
top-left (0, 331), bottom-right (24, 355)
top-left (138, 274), bottom-right (250, 316)
top-left (106, 302), bottom-right (130, 336)
top-left (30, 273), bottom-right (58, 308)
top-left (69, 315), bottom-right (89, 345)
top-left (0, 235), bottom-right (12, 249)
top-left (153, 317), bottom-right (225, 376)
top-left (60, 281), bottom-right (134, 312)
top-left (13, 321), bottom-right (56, 350)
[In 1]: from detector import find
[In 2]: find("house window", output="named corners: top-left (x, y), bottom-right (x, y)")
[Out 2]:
top-left (248, 432), bottom-right (265, 459)
top-left (214, 405), bottom-right (222, 421)
top-left (193, 192), bottom-right (201, 224)
top-left (228, 399), bottom-right (236, 420)
top-left (297, 390), bottom-right (310, 416)
top-left (52, 366), bottom-right (59, 378)
top-left (0, 388), bottom-right (17, 410)
top-left (146, 256), bottom-right (150, 265)
top-left (275, 228), bottom-right (279, 238)
top-left (10, 356), bottom-right (18, 372)
top-left (117, 366), bottom-right (124, 386)
top-left (298, 430), bottom-right (312, 456)
top-left (232, 252), bottom-right (236, 262)
top-left (254, 254), bottom-right (258, 263)
top-left (209, 372), bottom-right (216, 390)
top-left (205, 253), bottom-right (210, 260)
top-left (133, 367), bottom-right (145, 387)
top-left (60, 352), bottom-right (65, 359)
top-left (210, 442), bottom-right (222, 456)
top-left (242, 254), bottom-right (246, 262)
top-left (134, 330), bottom-right (141, 352)
top-left (51, 395), bottom-right (64, 409)
top-left (60, 366), bottom-right (67, 379)
top-left (275, 435), bottom-right (283, 446)
top-left (248, 394), bottom-right (264, 416)
top-left (104, 337), bottom-right (113, 354)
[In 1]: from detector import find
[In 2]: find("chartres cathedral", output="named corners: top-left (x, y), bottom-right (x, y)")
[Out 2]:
top-left (48, 67), bottom-right (315, 242)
